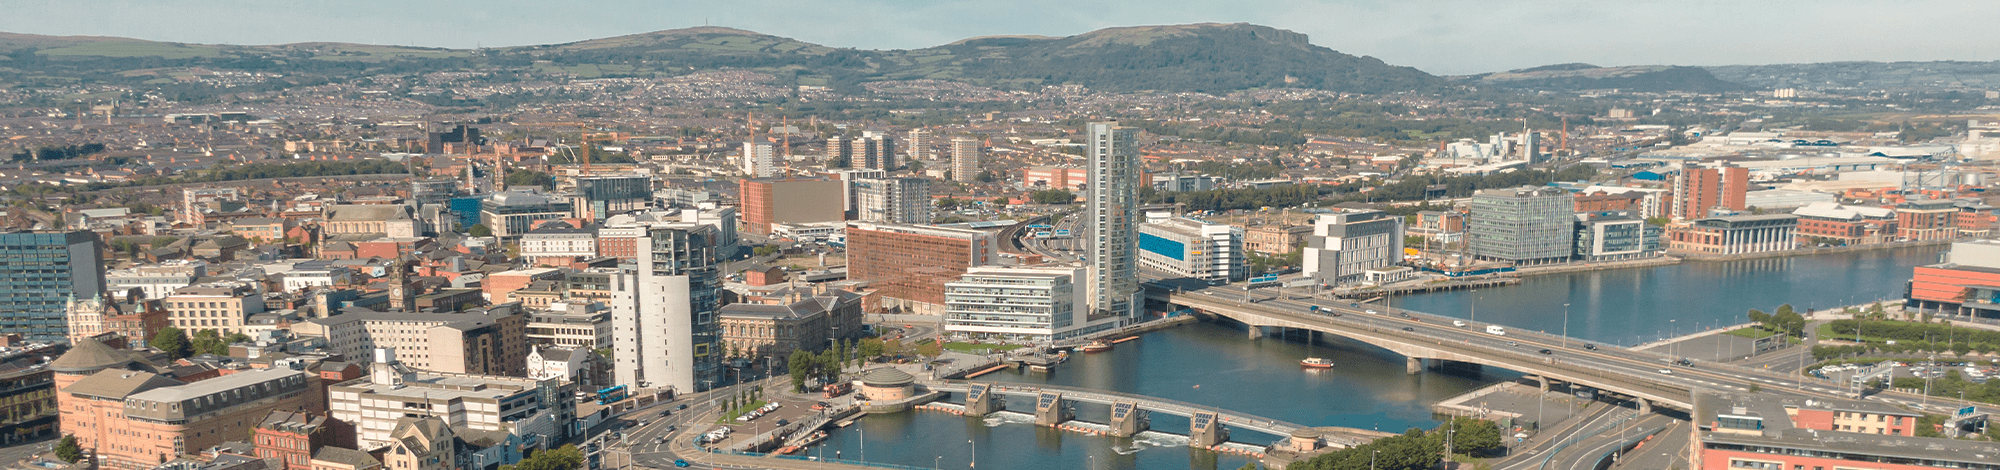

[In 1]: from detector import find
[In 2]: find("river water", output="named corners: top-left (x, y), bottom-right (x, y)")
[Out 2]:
top-left (812, 246), bottom-right (1946, 469)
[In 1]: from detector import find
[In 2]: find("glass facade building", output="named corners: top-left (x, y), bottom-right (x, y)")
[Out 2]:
top-left (0, 231), bottom-right (105, 342)
top-left (1469, 187), bottom-right (1576, 265)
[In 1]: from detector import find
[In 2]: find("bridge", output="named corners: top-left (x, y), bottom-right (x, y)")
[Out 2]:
top-left (1144, 278), bottom-right (1875, 413)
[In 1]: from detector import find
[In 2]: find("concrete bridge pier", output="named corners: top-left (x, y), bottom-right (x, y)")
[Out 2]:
top-left (1109, 401), bottom-right (1149, 437)
top-left (1189, 411), bottom-right (1229, 448)
top-left (964, 384), bottom-right (1002, 417)
top-left (1247, 326), bottom-right (1265, 339)
top-left (1637, 398), bottom-right (1651, 414)
top-left (1407, 357), bottom-right (1425, 374)
top-left (1534, 375), bottom-right (1551, 392)
top-left (1034, 392), bottom-right (1073, 426)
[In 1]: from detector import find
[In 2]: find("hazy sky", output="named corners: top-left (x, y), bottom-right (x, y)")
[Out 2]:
top-left (3, 0), bottom-right (1995, 75)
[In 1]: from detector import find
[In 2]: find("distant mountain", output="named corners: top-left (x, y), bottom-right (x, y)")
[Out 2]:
top-left (1456, 64), bottom-right (1744, 93)
top-left (1703, 60), bottom-right (2000, 90)
top-left (0, 23), bottom-right (1444, 95)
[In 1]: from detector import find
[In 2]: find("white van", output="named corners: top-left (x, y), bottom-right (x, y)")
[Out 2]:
top-left (1486, 325), bottom-right (1506, 336)
top-left (1453, 320), bottom-right (1468, 328)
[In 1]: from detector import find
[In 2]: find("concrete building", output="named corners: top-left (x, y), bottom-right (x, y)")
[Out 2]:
top-left (1243, 224), bottom-right (1311, 255)
top-left (1024, 166), bottom-right (1088, 191)
top-left (519, 223), bottom-right (597, 266)
top-left (0, 347), bottom-right (58, 446)
top-left (853, 177), bottom-right (931, 224)
top-left (907, 128), bottom-right (933, 162)
top-left (106, 260), bottom-right (207, 300)
top-left (525, 345), bottom-right (588, 385)
top-left (950, 137), bottom-right (981, 182)
top-left (1671, 164), bottom-right (1750, 220)
top-left (609, 225), bottom-right (723, 392)
top-left (1084, 122), bottom-right (1141, 321)
top-left (1137, 216), bottom-right (1244, 283)
top-left (327, 349), bottom-right (574, 450)
top-left (1793, 202), bottom-right (1897, 246)
top-left (741, 141), bottom-right (778, 178)
top-left (738, 177), bottom-right (844, 236)
top-left (1667, 214), bottom-right (1799, 255)
top-left (479, 191), bottom-right (572, 240)
top-left (164, 282), bottom-right (267, 335)
top-left (292, 306), bottom-right (528, 377)
top-left (524, 302), bottom-right (611, 349)
top-left (1690, 390), bottom-right (1983, 470)
top-left (1468, 187), bottom-right (1575, 265)
top-left (1150, 173), bottom-right (1221, 193)
top-left (829, 169), bottom-right (887, 219)
top-left (323, 205), bottom-right (424, 238)
top-left (282, 262), bottom-right (353, 292)
top-left (181, 188), bottom-right (242, 226)
top-left (943, 266), bottom-right (1106, 342)
top-left (1303, 209), bottom-right (1405, 286)
top-left (1572, 211), bottom-right (1663, 261)
top-left (854, 132), bottom-right (896, 171)
top-left (717, 285), bottom-right (862, 359)
top-left (845, 222), bottom-right (998, 316)
top-left (1408, 210), bottom-right (1467, 245)
top-left (0, 230), bottom-right (106, 342)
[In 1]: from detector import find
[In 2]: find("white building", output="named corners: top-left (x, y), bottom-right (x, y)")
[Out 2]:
top-left (1136, 215), bottom-right (1244, 283)
top-left (610, 224), bottom-right (723, 393)
top-left (525, 301), bottom-right (611, 349)
top-left (854, 177), bottom-right (931, 224)
top-left (527, 345), bottom-right (588, 384)
top-left (106, 260), bottom-right (207, 300)
top-left (282, 263), bottom-right (352, 292)
top-left (1084, 122), bottom-right (1140, 321)
top-left (1303, 209), bottom-right (1405, 286)
top-left (519, 224), bottom-right (598, 263)
top-left (329, 349), bottom-right (574, 450)
top-left (742, 141), bottom-right (778, 178)
top-left (829, 169), bottom-right (887, 219)
top-left (944, 266), bottom-right (1108, 342)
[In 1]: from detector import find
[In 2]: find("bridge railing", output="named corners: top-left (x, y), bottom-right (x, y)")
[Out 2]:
top-left (932, 379), bottom-right (1306, 433)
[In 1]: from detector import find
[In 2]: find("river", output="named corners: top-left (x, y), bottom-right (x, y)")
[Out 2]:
top-left (811, 246), bottom-right (1946, 469)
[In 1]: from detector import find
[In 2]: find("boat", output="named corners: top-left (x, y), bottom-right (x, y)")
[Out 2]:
top-left (1080, 341), bottom-right (1113, 353)
top-left (1300, 357), bottom-right (1335, 368)
top-left (799, 431), bottom-right (827, 446)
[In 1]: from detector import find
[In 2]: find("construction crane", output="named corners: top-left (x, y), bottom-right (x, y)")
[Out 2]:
top-left (511, 121), bottom-right (625, 219)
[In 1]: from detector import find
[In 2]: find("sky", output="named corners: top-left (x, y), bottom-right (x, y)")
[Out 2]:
top-left (3, 0), bottom-right (1996, 75)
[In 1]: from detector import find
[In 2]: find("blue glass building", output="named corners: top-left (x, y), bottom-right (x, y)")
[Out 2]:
top-left (0, 231), bottom-right (105, 342)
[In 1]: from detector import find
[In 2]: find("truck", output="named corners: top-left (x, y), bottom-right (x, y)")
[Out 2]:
top-left (1485, 325), bottom-right (1506, 336)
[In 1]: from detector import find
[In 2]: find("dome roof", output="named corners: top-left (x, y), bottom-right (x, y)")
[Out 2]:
top-left (1290, 427), bottom-right (1325, 439)
top-left (858, 367), bottom-right (915, 387)
top-left (50, 338), bottom-right (138, 374)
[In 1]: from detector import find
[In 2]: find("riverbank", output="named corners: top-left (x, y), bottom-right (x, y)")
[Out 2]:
top-left (1670, 238), bottom-right (1951, 261)
top-left (1514, 256), bottom-right (1682, 277)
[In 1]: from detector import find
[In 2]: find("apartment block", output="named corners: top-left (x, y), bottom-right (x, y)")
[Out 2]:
top-left (164, 282), bottom-right (267, 335)
top-left (293, 306), bottom-right (528, 377)
top-left (1304, 209), bottom-right (1405, 285)
top-left (943, 266), bottom-right (1098, 342)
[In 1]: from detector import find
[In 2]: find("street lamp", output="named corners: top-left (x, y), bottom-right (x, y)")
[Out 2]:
top-left (859, 428), bottom-right (865, 463)
top-left (1561, 303), bottom-right (1571, 349)
top-left (968, 439), bottom-right (976, 469)
top-left (1370, 450), bottom-right (1380, 470)
top-left (1470, 290), bottom-right (1478, 324)
top-left (935, 456), bottom-right (942, 470)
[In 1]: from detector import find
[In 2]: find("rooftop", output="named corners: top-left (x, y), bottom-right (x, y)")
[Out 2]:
top-left (1695, 390), bottom-right (2000, 465)
top-left (127, 367), bottom-right (305, 404)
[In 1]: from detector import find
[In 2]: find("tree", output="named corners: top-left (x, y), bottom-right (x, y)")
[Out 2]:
top-left (788, 350), bottom-right (812, 392)
top-left (936, 197), bottom-right (961, 210)
top-left (754, 245), bottom-right (779, 257)
top-left (467, 224), bottom-right (493, 237)
top-left (859, 338), bottom-right (886, 361)
top-left (513, 444), bottom-right (582, 470)
top-left (1434, 417), bottom-right (1502, 456)
top-left (149, 327), bottom-right (192, 360)
top-left (55, 435), bottom-right (82, 463)
top-left (917, 340), bottom-right (942, 358)
top-left (1030, 189), bottom-right (1076, 205)
top-left (1747, 309), bottom-right (1770, 330)
top-left (975, 170), bottom-right (996, 183)
top-left (191, 329), bottom-right (228, 356)
top-left (990, 197), bottom-right (1008, 208)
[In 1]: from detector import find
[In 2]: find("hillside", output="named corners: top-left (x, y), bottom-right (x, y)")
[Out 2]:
top-left (1456, 65), bottom-right (1744, 93)
top-left (1703, 60), bottom-right (2000, 91)
top-left (0, 23), bottom-right (1443, 95)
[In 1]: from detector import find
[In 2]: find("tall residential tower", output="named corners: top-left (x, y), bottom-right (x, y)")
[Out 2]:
top-left (1084, 122), bottom-right (1140, 321)
top-left (611, 224), bottom-right (723, 393)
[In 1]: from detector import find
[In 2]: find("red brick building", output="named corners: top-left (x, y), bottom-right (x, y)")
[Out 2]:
top-left (1895, 198), bottom-right (1959, 241)
top-left (844, 222), bottom-right (997, 315)
top-left (1671, 165), bottom-right (1748, 220)
top-left (254, 411), bottom-right (355, 470)
top-left (1791, 202), bottom-right (1896, 246)
top-left (739, 177), bottom-right (844, 235)
top-left (1694, 390), bottom-right (1963, 470)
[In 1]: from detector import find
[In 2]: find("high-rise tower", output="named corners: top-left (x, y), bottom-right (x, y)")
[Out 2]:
top-left (1084, 122), bottom-right (1140, 321)
top-left (951, 137), bottom-right (981, 182)
top-left (611, 225), bottom-right (723, 392)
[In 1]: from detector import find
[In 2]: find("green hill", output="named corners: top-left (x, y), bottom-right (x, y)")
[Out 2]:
top-left (1455, 64), bottom-right (1744, 93)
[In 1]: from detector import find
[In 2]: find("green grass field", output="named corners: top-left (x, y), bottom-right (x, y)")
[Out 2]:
top-left (37, 42), bottom-right (223, 59)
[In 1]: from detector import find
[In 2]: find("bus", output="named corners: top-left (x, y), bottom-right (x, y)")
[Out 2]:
top-left (596, 385), bottom-right (629, 405)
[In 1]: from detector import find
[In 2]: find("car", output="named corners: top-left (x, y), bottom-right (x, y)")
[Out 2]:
top-left (1583, 344), bottom-right (1597, 350)
top-left (776, 419), bottom-right (790, 426)
top-left (1453, 320), bottom-right (1468, 327)
top-left (1402, 327), bottom-right (1415, 331)
top-left (1365, 310), bottom-right (1379, 315)
top-left (1538, 349), bottom-right (1553, 355)
top-left (654, 437), bottom-right (666, 445)
top-left (1507, 341), bottom-right (1520, 347)
top-left (674, 459), bottom-right (690, 467)
top-left (679, 404), bottom-right (689, 410)
top-left (660, 410), bottom-right (673, 417)
top-left (1330, 311), bottom-right (1343, 317)
top-left (1350, 303), bottom-right (1360, 308)
top-left (1658, 369), bottom-right (1673, 375)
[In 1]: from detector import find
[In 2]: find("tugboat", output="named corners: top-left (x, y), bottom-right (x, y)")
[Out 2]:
top-left (1300, 357), bottom-right (1335, 369)
top-left (1080, 340), bottom-right (1113, 353)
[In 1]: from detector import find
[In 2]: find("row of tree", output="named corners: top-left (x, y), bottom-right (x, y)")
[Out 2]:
top-left (498, 444), bottom-right (582, 470)
top-left (1745, 304), bottom-right (1808, 337)
top-left (145, 327), bottom-right (250, 360)
top-left (7, 143), bottom-right (107, 162)
top-left (1336, 164), bottom-right (1599, 203)
top-left (1827, 319), bottom-right (2000, 352)
top-left (1146, 184), bottom-right (1324, 213)
top-left (1287, 417), bottom-right (1503, 470)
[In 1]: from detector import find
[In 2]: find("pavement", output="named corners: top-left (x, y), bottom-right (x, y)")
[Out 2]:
top-left (1610, 419), bottom-right (1691, 470)
top-left (0, 437), bottom-right (57, 469)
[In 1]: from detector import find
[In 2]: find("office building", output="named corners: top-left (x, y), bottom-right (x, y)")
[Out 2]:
top-left (163, 282), bottom-right (267, 335)
top-left (479, 190), bottom-right (573, 240)
top-left (739, 177), bottom-right (844, 235)
top-left (1672, 164), bottom-right (1749, 220)
top-left (293, 306), bottom-right (528, 377)
top-left (1137, 216), bottom-right (1244, 283)
top-left (1024, 166), bottom-right (1088, 191)
top-left (571, 175), bottom-right (652, 221)
top-left (718, 284), bottom-right (862, 359)
top-left (609, 225), bottom-right (723, 392)
top-left (519, 223), bottom-right (597, 266)
top-left (741, 141), bottom-right (778, 178)
top-left (105, 260), bottom-right (206, 300)
top-left (854, 177), bottom-right (931, 224)
top-left (524, 302), bottom-right (612, 349)
top-left (1243, 224), bottom-right (1312, 254)
top-left (1303, 209), bottom-right (1405, 286)
top-left (0, 230), bottom-right (106, 342)
top-left (1084, 122), bottom-right (1141, 321)
top-left (1666, 214), bottom-right (1799, 255)
top-left (950, 137), bottom-right (981, 182)
top-left (0, 345), bottom-right (58, 446)
top-left (1793, 202), bottom-right (1897, 245)
top-left (1468, 187), bottom-right (1576, 265)
top-left (61, 362), bottom-right (319, 470)
top-left (65, 290), bottom-right (169, 345)
top-left (1895, 198), bottom-right (1959, 241)
top-left (944, 266), bottom-right (1104, 342)
top-left (1955, 199), bottom-right (1997, 238)
top-left (1690, 389), bottom-right (1984, 470)
top-left (854, 132), bottom-right (896, 171)
top-left (1409, 210), bottom-right (1467, 245)
top-left (181, 187), bottom-right (242, 226)
top-left (1150, 173), bottom-right (1221, 193)
top-left (328, 349), bottom-right (574, 450)
top-left (846, 222), bottom-right (998, 315)
top-left (1907, 239), bottom-right (2000, 318)
top-left (1572, 211), bottom-right (1663, 261)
